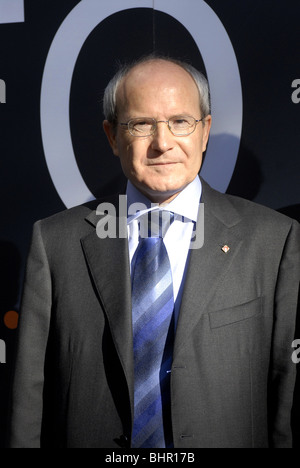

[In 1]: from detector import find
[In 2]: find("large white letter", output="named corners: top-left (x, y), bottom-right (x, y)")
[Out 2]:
top-left (41, 0), bottom-right (242, 207)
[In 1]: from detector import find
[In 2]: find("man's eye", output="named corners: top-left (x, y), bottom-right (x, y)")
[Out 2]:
top-left (136, 121), bottom-right (150, 126)
top-left (133, 120), bottom-right (153, 132)
top-left (172, 118), bottom-right (189, 127)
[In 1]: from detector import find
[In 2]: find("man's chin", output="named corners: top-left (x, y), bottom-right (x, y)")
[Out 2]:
top-left (140, 184), bottom-right (186, 205)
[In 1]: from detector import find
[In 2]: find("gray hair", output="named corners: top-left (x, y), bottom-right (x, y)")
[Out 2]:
top-left (103, 54), bottom-right (211, 124)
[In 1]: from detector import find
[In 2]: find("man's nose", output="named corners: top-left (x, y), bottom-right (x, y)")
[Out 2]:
top-left (150, 121), bottom-right (175, 152)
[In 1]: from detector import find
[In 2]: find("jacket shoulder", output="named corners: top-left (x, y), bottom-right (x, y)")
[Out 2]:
top-left (37, 194), bottom-right (120, 229)
top-left (32, 194), bottom-right (121, 248)
top-left (202, 179), bottom-right (296, 224)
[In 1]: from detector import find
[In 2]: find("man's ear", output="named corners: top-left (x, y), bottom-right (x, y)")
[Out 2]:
top-left (103, 120), bottom-right (119, 156)
top-left (201, 115), bottom-right (212, 153)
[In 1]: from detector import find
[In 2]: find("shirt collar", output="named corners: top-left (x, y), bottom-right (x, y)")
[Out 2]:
top-left (126, 176), bottom-right (202, 224)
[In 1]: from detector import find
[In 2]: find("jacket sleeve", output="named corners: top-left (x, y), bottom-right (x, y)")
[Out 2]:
top-left (7, 221), bottom-right (52, 448)
top-left (270, 219), bottom-right (300, 447)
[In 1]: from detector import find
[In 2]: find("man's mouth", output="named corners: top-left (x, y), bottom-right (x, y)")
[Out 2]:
top-left (149, 161), bottom-right (178, 166)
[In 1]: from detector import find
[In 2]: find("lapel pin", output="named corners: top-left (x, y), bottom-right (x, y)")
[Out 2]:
top-left (221, 245), bottom-right (230, 253)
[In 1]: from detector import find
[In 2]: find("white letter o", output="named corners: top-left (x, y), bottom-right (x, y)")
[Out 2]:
top-left (40, 0), bottom-right (243, 208)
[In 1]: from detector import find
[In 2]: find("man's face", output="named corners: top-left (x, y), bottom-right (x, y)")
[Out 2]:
top-left (103, 60), bottom-right (212, 204)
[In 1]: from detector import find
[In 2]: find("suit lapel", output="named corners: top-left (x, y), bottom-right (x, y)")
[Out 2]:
top-left (174, 180), bottom-right (244, 357)
top-left (80, 197), bottom-right (134, 407)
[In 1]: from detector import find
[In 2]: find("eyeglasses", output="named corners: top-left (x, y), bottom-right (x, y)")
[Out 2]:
top-left (119, 115), bottom-right (205, 137)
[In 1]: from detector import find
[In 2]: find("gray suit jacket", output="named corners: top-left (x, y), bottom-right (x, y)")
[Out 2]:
top-left (8, 179), bottom-right (300, 448)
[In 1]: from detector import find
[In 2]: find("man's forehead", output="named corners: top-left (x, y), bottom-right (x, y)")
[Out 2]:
top-left (117, 59), bottom-right (199, 108)
top-left (123, 59), bottom-right (194, 86)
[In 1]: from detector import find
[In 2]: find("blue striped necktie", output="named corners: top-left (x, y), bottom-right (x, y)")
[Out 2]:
top-left (131, 210), bottom-right (175, 448)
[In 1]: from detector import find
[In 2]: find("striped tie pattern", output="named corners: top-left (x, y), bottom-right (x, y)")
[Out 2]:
top-left (131, 210), bottom-right (174, 448)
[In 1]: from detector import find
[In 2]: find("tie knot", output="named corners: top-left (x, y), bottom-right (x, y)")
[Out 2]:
top-left (138, 210), bottom-right (174, 239)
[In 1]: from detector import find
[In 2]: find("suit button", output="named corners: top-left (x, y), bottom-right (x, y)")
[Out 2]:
top-left (118, 434), bottom-right (129, 448)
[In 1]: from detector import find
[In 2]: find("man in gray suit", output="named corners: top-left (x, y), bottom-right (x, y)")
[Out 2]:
top-left (8, 55), bottom-right (299, 448)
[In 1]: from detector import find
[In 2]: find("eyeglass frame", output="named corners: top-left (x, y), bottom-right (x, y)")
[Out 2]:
top-left (118, 115), bottom-right (206, 137)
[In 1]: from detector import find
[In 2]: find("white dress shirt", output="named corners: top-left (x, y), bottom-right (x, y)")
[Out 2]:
top-left (127, 177), bottom-right (202, 323)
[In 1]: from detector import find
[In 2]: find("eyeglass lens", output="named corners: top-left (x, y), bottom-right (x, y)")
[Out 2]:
top-left (129, 116), bottom-right (197, 136)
